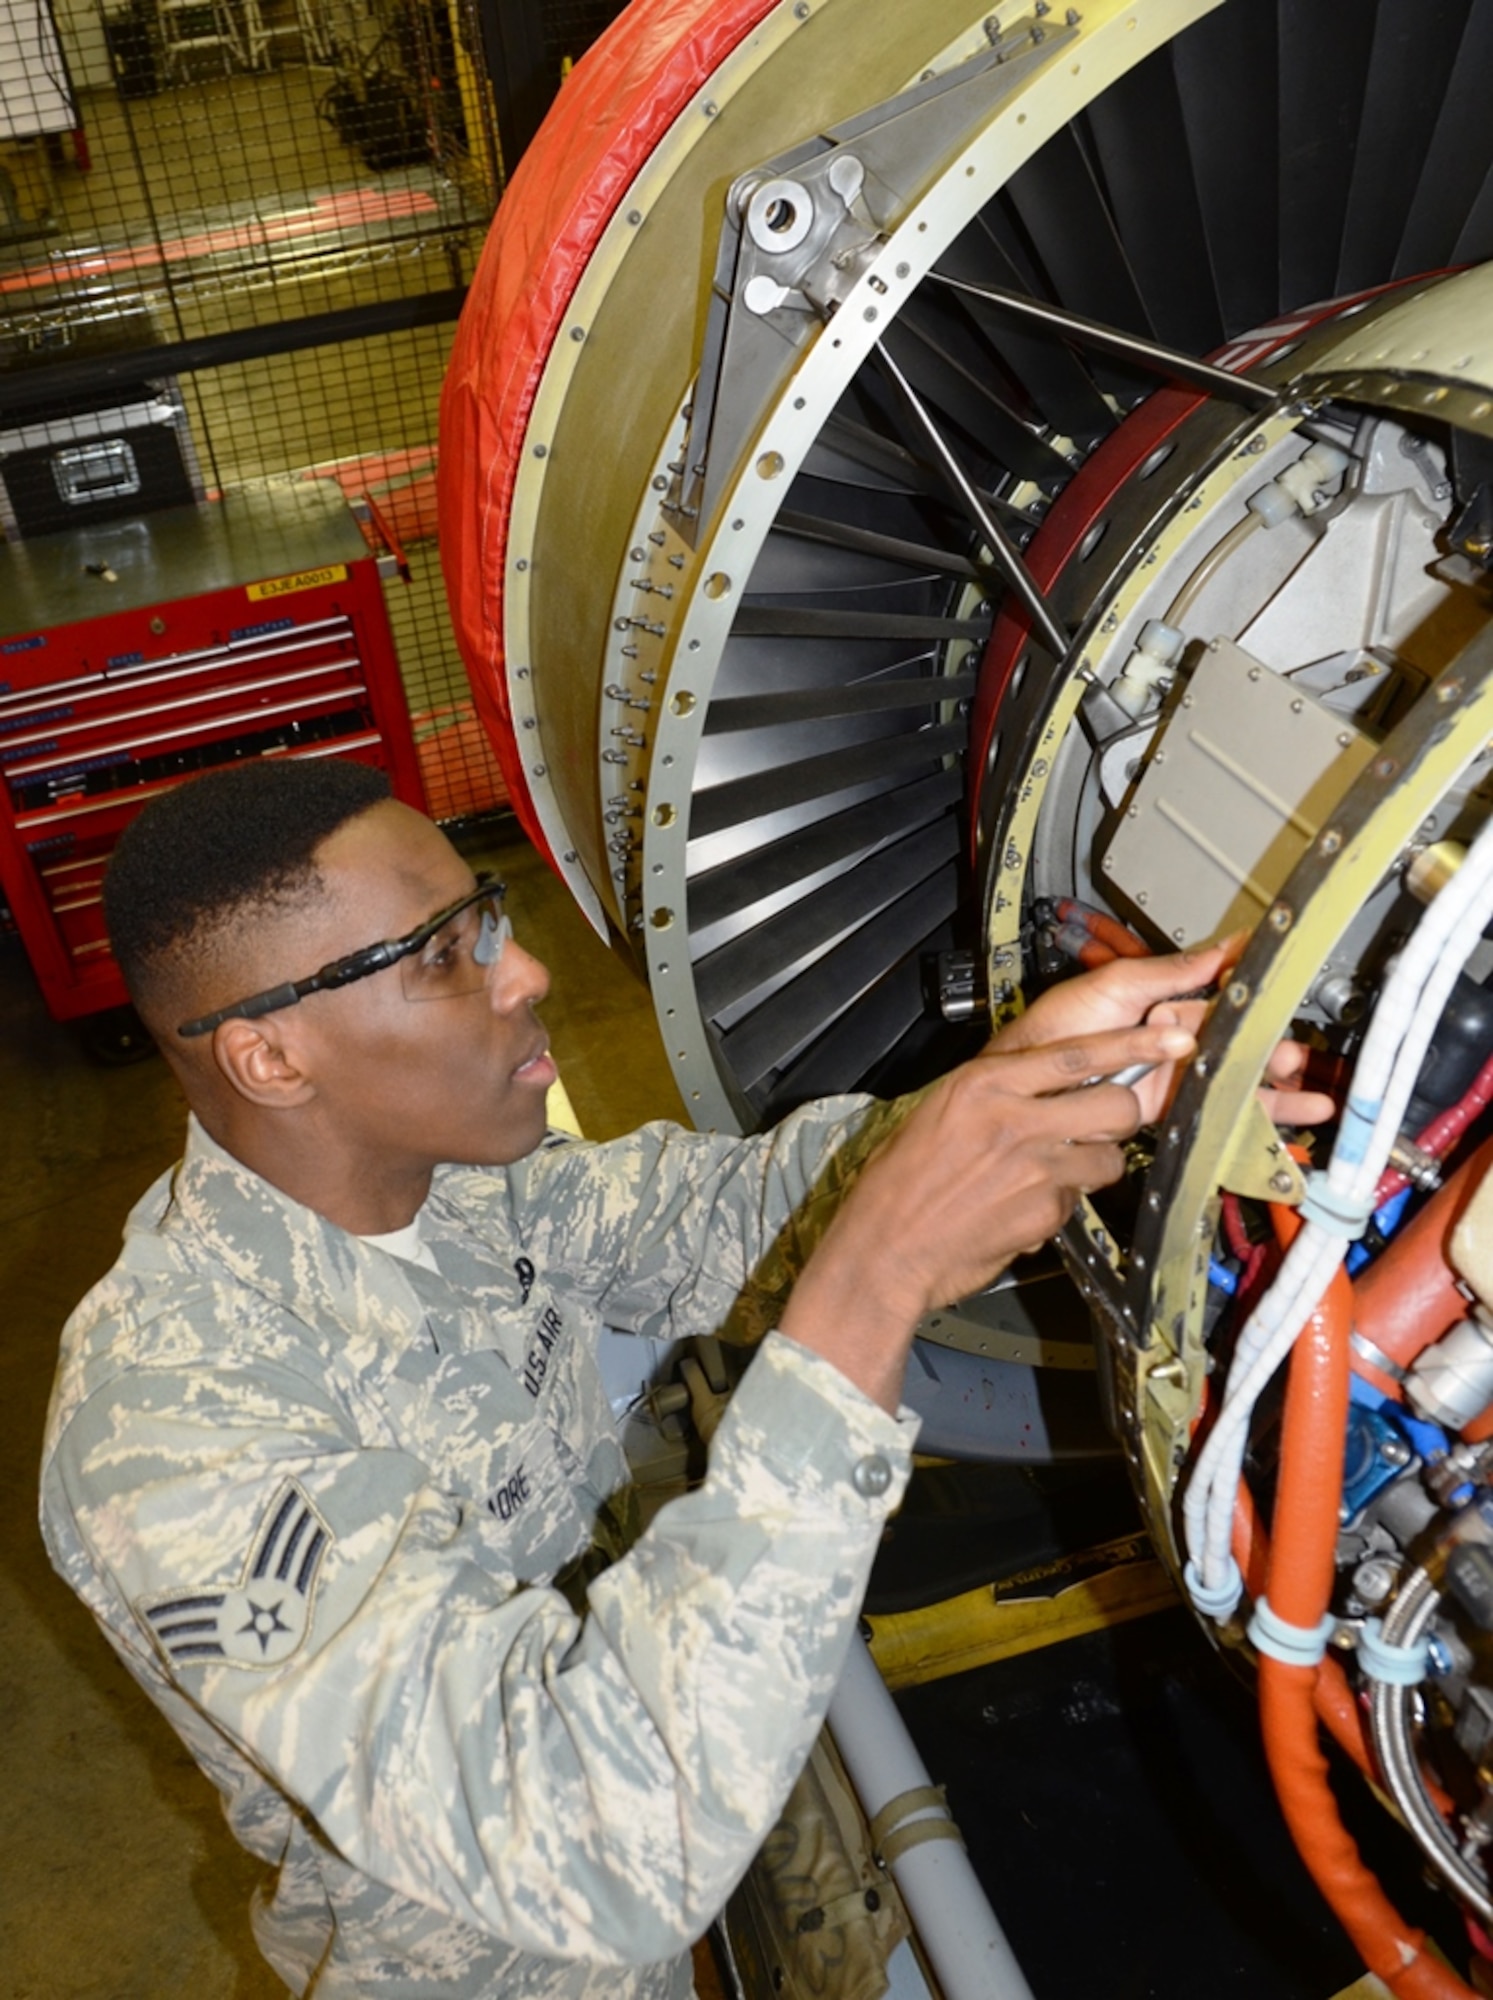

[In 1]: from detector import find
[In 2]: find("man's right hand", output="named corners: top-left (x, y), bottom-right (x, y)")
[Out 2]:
top-left (779, 1016), bottom-right (1195, 1413)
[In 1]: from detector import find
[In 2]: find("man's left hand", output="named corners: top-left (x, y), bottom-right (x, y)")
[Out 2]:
top-left (991, 936), bottom-right (1335, 1128)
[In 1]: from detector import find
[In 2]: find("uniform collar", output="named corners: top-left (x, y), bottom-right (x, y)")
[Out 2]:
top-left (163, 1120), bottom-right (528, 1368)
top-left (165, 1116), bottom-right (455, 1356)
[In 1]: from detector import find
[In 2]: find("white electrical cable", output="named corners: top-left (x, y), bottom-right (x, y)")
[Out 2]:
top-left (1184, 809), bottom-right (1493, 1613)
top-left (1185, 1229), bottom-right (1344, 1592)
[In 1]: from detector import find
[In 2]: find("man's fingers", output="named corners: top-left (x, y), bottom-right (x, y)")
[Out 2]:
top-left (1259, 1086), bottom-right (1337, 1127)
top-left (964, 1140), bottom-right (1129, 1259)
top-left (1057, 1137), bottom-right (1132, 1195)
top-left (981, 1021), bottom-right (1196, 1098)
top-left (1146, 996), bottom-right (1209, 1035)
top-left (1090, 938), bottom-right (1232, 1006)
top-left (1264, 1038), bottom-right (1314, 1087)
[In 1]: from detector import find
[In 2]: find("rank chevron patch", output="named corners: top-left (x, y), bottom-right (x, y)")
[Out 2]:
top-left (138, 1479), bottom-right (333, 1671)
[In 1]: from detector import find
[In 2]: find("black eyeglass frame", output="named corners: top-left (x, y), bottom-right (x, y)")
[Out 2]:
top-left (176, 875), bottom-right (508, 1038)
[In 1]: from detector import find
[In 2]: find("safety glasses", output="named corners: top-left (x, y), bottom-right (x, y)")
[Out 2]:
top-left (176, 876), bottom-right (510, 1038)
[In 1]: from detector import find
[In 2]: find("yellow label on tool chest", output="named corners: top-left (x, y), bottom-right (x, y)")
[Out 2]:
top-left (246, 564), bottom-right (349, 601)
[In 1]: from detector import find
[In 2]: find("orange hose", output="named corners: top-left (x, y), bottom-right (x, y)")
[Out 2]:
top-left (1050, 918), bottom-right (1118, 969)
top-left (1233, 1482), bottom-right (1271, 1602)
top-left (1083, 911), bottom-right (1151, 960)
top-left (1354, 1133), bottom-right (1493, 1397)
top-left (1267, 1211), bottom-right (1351, 1621)
top-left (1258, 1209), bottom-right (1477, 1997)
top-left (1259, 1661), bottom-right (1476, 1999)
top-left (1055, 897), bottom-right (1151, 958)
top-left (1234, 1478), bottom-right (1374, 1778)
top-left (1264, 1208), bottom-right (1344, 1616)
top-left (1314, 1655), bottom-right (1377, 1782)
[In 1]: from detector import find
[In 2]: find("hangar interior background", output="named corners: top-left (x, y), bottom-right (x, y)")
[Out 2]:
top-left (6, 0), bottom-right (1493, 1995)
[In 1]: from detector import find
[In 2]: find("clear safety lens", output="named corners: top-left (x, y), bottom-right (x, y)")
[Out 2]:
top-left (398, 888), bottom-right (511, 1002)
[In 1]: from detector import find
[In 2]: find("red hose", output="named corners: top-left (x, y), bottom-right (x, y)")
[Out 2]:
top-left (1420, 1049), bottom-right (1493, 1162)
top-left (1375, 1049), bottom-right (1493, 1208)
top-left (1222, 1193), bottom-right (1253, 1262)
top-left (1258, 1208), bottom-right (1478, 1997)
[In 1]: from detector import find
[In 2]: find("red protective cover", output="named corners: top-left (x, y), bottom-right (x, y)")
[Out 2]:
top-left (439, 0), bottom-right (780, 863)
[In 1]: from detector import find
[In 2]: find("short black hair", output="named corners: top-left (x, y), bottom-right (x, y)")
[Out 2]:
top-left (105, 760), bottom-right (392, 1010)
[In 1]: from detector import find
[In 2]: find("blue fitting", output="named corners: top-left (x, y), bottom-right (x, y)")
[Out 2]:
top-left (1347, 1372), bottom-right (1387, 1411)
top-left (1397, 1410), bottom-right (1449, 1463)
top-left (1347, 1187), bottom-right (1415, 1274)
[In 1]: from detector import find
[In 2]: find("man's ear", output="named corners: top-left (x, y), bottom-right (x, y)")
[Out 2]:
top-left (212, 1017), bottom-right (317, 1107)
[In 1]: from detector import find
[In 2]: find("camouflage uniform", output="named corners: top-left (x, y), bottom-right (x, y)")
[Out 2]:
top-left (40, 1101), bottom-right (918, 1998)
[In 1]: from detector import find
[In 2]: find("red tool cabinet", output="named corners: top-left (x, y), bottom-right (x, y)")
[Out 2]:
top-left (0, 481), bottom-right (426, 1020)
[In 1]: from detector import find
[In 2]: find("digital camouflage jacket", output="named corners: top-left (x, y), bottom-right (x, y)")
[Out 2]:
top-left (40, 1104), bottom-right (917, 1998)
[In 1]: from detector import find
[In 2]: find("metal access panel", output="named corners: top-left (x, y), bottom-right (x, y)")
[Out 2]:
top-left (1099, 635), bottom-right (1376, 946)
top-left (0, 480), bottom-right (426, 1020)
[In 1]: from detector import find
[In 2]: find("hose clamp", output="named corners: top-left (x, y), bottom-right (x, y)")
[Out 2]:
top-left (1185, 1556), bottom-right (1243, 1622)
top-left (1247, 1595), bottom-right (1337, 1666)
top-left (1299, 1169), bottom-right (1375, 1239)
top-left (1357, 1618), bottom-right (1429, 1686)
top-left (1350, 1329), bottom-right (1406, 1382)
top-left (867, 1784), bottom-right (964, 1867)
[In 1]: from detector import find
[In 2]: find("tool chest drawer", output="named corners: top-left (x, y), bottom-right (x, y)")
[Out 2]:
top-left (0, 482), bottom-right (425, 1019)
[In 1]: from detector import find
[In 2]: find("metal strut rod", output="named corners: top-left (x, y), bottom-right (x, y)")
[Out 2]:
top-left (828, 1634), bottom-right (1037, 2000)
top-left (927, 272), bottom-right (1280, 411)
top-left (874, 341), bottom-right (1071, 662)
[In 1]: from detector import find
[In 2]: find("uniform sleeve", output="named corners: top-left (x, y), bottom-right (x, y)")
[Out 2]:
top-left (43, 1328), bottom-right (917, 1965)
top-left (501, 1092), bottom-right (919, 1342)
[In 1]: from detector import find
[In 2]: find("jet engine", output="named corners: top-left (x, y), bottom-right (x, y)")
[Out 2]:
top-left (441, 0), bottom-right (1493, 1989)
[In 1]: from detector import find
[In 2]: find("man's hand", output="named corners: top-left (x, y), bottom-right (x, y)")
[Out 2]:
top-left (995, 937), bottom-right (1335, 1128)
top-left (780, 1015), bottom-right (1195, 1413)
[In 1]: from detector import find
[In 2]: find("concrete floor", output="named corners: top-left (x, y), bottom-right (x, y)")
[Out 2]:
top-left (0, 817), bottom-right (693, 1997)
